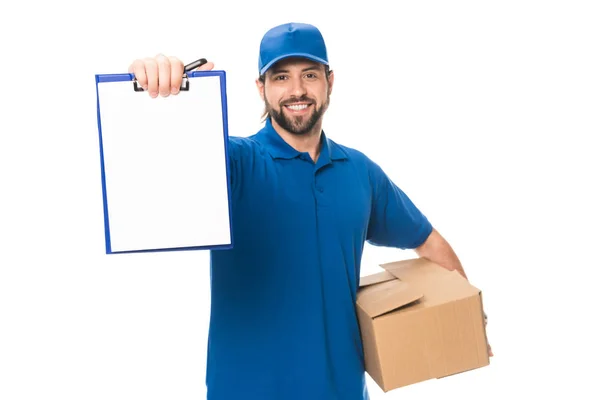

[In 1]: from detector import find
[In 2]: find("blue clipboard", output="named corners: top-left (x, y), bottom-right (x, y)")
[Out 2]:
top-left (95, 65), bottom-right (233, 254)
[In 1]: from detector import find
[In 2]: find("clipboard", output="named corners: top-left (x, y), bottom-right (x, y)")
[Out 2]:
top-left (95, 60), bottom-right (233, 254)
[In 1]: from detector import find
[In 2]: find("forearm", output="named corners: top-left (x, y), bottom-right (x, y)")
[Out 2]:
top-left (415, 228), bottom-right (468, 280)
top-left (414, 228), bottom-right (492, 355)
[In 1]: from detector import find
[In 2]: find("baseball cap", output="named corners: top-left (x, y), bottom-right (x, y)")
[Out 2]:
top-left (258, 22), bottom-right (329, 76)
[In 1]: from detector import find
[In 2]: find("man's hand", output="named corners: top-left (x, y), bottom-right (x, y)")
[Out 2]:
top-left (127, 54), bottom-right (214, 98)
top-left (415, 229), bottom-right (493, 357)
top-left (484, 312), bottom-right (494, 357)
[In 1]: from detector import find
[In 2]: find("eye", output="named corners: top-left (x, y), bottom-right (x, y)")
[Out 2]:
top-left (305, 73), bottom-right (317, 79)
top-left (274, 75), bottom-right (287, 81)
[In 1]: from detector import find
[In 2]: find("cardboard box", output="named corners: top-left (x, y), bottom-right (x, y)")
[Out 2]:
top-left (356, 257), bottom-right (490, 392)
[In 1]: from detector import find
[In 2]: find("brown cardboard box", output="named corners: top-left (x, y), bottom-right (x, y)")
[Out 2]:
top-left (356, 257), bottom-right (490, 392)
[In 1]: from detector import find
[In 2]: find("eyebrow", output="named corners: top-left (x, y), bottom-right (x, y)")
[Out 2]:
top-left (270, 66), bottom-right (322, 75)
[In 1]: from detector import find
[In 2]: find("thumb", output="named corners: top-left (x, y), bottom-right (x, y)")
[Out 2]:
top-left (196, 61), bottom-right (214, 71)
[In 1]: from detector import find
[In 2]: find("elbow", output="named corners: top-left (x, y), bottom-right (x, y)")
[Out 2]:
top-left (414, 227), bottom-right (438, 257)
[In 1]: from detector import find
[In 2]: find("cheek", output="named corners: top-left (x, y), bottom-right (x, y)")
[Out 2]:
top-left (264, 86), bottom-right (286, 105)
top-left (312, 83), bottom-right (329, 102)
top-left (311, 89), bottom-right (328, 105)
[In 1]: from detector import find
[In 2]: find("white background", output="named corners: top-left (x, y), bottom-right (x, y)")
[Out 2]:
top-left (1, 1), bottom-right (598, 399)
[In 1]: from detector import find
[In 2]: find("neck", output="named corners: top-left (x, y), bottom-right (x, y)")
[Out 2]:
top-left (270, 118), bottom-right (323, 162)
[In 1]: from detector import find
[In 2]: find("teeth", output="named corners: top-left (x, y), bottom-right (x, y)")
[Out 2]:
top-left (287, 104), bottom-right (308, 111)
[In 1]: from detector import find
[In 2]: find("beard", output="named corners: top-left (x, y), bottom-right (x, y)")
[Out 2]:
top-left (264, 93), bottom-right (329, 136)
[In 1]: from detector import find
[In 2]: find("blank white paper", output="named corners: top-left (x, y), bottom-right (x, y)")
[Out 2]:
top-left (97, 74), bottom-right (231, 253)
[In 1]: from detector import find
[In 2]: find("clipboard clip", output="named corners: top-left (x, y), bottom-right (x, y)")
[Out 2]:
top-left (133, 58), bottom-right (208, 92)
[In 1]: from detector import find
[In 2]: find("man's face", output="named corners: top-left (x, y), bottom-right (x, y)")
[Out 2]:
top-left (259, 58), bottom-right (333, 136)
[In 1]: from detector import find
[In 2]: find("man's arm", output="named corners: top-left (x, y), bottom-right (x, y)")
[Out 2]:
top-left (415, 228), bottom-right (493, 356)
top-left (414, 228), bottom-right (468, 280)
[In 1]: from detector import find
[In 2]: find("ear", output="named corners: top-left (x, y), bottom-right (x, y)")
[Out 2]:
top-left (327, 70), bottom-right (335, 95)
top-left (256, 78), bottom-right (265, 99)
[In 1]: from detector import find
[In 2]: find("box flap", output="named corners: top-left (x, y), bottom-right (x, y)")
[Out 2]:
top-left (359, 270), bottom-right (396, 287)
top-left (357, 279), bottom-right (424, 318)
top-left (380, 257), bottom-right (480, 307)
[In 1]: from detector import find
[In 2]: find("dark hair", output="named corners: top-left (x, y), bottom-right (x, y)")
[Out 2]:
top-left (259, 64), bottom-right (332, 121)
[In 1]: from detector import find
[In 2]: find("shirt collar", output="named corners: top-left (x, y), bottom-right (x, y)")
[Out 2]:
top-left (255, 117), bottom-right (348, 162)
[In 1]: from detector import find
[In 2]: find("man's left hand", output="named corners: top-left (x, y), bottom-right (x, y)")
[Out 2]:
top-left (484, 312), bottom-right (494, 357)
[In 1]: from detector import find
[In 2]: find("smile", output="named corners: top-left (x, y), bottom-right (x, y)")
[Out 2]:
top-left (284, 104), bottom-right (311, 112)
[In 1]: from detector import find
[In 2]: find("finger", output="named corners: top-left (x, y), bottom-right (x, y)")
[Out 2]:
top-left (144, 58), bottom-right (159, 98)
top-left (169, 56), bottom-right (184, 95)
top-left (196, 61), bottom-right (214, 71)
top-left (129, 59), bottom-right (148, 91)
top-left (155, 54), bottom-right (171, 97)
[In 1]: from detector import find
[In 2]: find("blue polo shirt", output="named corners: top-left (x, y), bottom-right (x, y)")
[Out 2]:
top-left (206, 118), bottom-right (432, 400)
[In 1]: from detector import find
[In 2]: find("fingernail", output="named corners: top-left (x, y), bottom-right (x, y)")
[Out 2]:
top-left (171, 87), bottom-right (178, 94)
top-left (150, 91), bottom-right (157, 97)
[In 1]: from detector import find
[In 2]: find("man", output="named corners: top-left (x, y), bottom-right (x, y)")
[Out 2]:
top-left (128, 22), bottom-right (491, 400)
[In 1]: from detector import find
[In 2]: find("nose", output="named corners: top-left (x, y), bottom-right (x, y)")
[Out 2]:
top-left (290, 76), bottom-right (307, 98)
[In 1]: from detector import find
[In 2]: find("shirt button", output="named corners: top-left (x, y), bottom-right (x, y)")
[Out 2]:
top-left (316, 186), bottom-right (324, 193)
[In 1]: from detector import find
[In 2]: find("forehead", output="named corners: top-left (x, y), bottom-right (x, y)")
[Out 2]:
top-left (267, 57), bottom-right (324, 74)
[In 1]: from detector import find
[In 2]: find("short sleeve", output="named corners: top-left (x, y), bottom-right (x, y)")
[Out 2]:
top-left (366, 159), bottom-right (432, 249)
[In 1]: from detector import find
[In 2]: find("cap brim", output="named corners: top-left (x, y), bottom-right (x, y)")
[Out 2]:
top-left (260, 53), bottom-right (329, 76)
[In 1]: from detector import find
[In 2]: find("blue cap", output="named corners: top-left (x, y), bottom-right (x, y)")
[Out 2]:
top-left (258, 22), bottom-right (329, 76)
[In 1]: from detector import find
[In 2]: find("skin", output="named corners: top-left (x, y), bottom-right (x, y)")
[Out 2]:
top-left (127, 54), bottom-right (493, 357)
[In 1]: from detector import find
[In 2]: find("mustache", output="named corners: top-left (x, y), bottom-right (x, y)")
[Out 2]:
top-left (280, 96), bottom-right (315, 106)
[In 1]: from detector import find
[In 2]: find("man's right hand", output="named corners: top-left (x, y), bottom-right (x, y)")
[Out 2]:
top-left (128, 54), bottom-right (215, 98)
